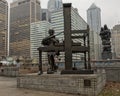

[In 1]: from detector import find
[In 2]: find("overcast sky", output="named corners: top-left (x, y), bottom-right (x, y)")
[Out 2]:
top-left (6, 0), bottom-right (120, 29)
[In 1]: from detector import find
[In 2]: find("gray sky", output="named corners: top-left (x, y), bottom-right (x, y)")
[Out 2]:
top-left (7, 0), bottom-right (120, 29)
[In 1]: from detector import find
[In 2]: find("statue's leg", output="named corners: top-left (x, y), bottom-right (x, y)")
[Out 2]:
top-left (50, 55), bottom-right (55, 71)
top-left (47, 55), bottom-right (54, 74)
top-left (48, 54), bottom-right (52, 69)
top-left (47, 55), bottom-right (53, 70)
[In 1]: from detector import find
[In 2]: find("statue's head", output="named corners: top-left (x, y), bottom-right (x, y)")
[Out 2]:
top-left (104, 24), bottom-right (108, 30)
top-left (48, 29), bottom-right (54, 36)
top-left (101, 27), bottom-right (104, 31)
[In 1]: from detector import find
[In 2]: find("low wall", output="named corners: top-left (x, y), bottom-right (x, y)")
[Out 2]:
top-left (96, 67), bottom-right (120, 82)
top-left (0, 67), bottom-right (19, 77)
top-left (17, 71), bottom-right (106, 96)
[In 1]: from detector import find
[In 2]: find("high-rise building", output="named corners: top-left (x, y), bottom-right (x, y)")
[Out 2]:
top-left (51, 8), bottom-right (87, 41)
top-left (30, 21), bottom-right (52, 61)
top-left (51, 7), bottom-right (87, 61)
top-left (47, 0), bottom-right (63, 12)
top-left (0, 0), bottom-right (8, 59)
top-left (111, 24), bottom-right (120, 59)
top-left (10, 0), bottom-right (41, 58)
top-left (41, 9), bottom-right (50, 22)
top-left (87, 3), bottom-right (101, 33)
top-left (87, 3), bottom-right (101, 60)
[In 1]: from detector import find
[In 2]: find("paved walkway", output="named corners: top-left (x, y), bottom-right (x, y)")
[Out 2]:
top-left (0, 76), bottom-right (77, 96)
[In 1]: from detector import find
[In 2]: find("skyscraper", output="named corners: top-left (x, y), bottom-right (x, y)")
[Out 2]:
top-left (0, 0), bottom-right (8, 59)
top-left (10, 0), bottom-right (41, 58)
top-left (87, 3), bottom-right (101, 60)
top-left (111, 24), bottom-right (120, 59)
top-left (87, 3), bottom-right (101, 33)
top-left (47, 0), bottom-right (63, 12)
top-left (41, 9), bottom-right (50, 22)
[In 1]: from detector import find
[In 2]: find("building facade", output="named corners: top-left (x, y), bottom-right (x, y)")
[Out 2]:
top-left (111, 24), bottom-right (120, 59)
top-left (0, 0), bottom-right (8, 59)
top-left (10, 0), bottom-right (41, 58)
top-left (31, 21), bottom-right (52, 62)
top-left (41, 9), bottom-right (50, 22)
top-left (51, 7), bottom-right (87, 61)
top-left (47, 0), bottom-right (63, 12)
top-left (87, 3), bottom-right (101, 60)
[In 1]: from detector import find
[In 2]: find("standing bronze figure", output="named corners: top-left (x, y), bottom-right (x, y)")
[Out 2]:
top-left (100, 25), bottom-right (112, 59)
top-left (42, 29), bottom-right (59, 74)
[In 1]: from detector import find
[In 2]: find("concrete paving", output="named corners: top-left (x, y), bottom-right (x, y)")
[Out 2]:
top-left (0, 76), bottom-right (77, 96)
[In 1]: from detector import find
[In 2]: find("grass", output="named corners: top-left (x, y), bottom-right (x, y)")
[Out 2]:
top-left (99, 82), bottom-right (120, 96)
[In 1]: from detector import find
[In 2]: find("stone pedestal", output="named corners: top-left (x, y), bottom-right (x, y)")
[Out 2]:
top-left (17, 71), bottom-right (106, 96)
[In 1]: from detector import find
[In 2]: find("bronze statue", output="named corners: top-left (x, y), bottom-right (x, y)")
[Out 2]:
top-left (38, 4), bottom-right (93, 74)
top-left (100, 24), bottom-right (112, 59)
top-left (42, 29), bottom-right (60, 73)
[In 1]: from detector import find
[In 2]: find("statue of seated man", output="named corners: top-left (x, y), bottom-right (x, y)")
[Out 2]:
top-left (42, 29), bottom-right (60, 73)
